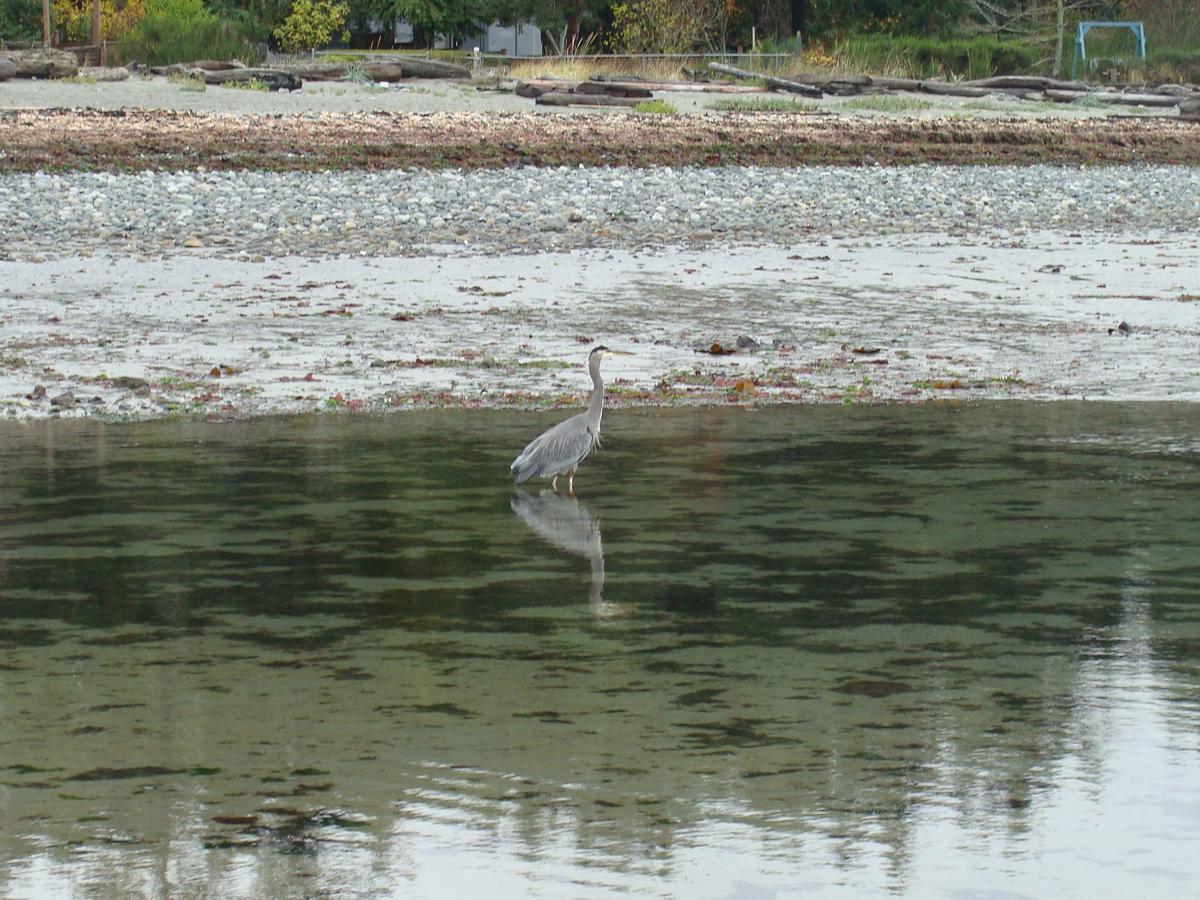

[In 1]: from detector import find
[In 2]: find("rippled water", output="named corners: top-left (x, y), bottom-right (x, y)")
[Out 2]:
top-left (1, 405), bottom-right (1199, 898)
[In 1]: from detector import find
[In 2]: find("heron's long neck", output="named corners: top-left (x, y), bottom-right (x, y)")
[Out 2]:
top-left (587, 359), bottom-right (604, 430)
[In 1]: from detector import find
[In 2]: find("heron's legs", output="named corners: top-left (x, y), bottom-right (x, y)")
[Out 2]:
top-left (551, 474), bottom-right (559, 492)
top-left (567, 469), bottom-right (576, 494)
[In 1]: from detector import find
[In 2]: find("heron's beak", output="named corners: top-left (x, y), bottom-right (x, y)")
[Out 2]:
top-left (605, 350), bottom-right (635, 357)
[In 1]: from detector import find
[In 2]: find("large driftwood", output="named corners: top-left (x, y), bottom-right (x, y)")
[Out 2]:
top-left (575, 81), bottom-right (653, 99)
top-left (916, 81), bottom-right (991, 98)
top-left (1155, 84), bottom-right (1200, 97)
top-left (0, 48), bottom-right (78, 79)
top-left (708, 62), bottom-right (824, 98)
top-left (279, 63), bottom-right (348, 81)
top-left (780, 71), bottom-right (871, 87)
top-left (518, 77), bottom-right (761, 98)
top-left (535, 92), bottom-right (644, 108)
top-left (1044, 89), bottom-right (1182, 107)
top-left (188, 59), bottom-right (246, 71)
top-left (0, 57), bottom-right (16, 81)
top-left (195, 67), bottom-right (302, 91)
top-left (588, 78), bottom-right (761, 94)
top-left (80, 66), bottom-right (131, 82)
top-left (278, 58), bottom-right (469, 81)
top-left (870, 76), bottom-right (925, 92)
top-left (362, 58), bottom-right (470, 79)
top-left (965, 75), bottom-right (1088, 91)
top-left (515, 80), bottom-right (549, 98)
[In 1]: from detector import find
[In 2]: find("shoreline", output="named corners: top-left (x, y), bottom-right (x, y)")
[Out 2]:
top-left (4, 106), bottom-right (1200, 172)
top-left (3, 237), bottom-right (1197, 423)
top-left (2, 79), bottom-right (1197, 422)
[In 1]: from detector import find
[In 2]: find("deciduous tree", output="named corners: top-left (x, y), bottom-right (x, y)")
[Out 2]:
top-left (273, 0), bottom-right (348, 52)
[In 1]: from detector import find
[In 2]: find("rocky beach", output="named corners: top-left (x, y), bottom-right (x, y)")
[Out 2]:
top-left (1, 77), bottom-right (1198, 420)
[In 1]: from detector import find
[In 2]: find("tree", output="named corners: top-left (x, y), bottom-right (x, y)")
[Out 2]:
top-left (208, 0), bottom-right (295, 42)
top-left (372, 0), bottom-right (487, 45)
top-left (1122, 0), bottom-right (1200, 48)
top-left (50, 0), bottom-right (145, 41)
top-left (0, 0), bottom-right (43, 41)
top-left (610, 0), bottom-right (746, 52)
top-left (503, 0), bottom-right (609, 51)
top-left (273, 0), bottom-right (348, 52)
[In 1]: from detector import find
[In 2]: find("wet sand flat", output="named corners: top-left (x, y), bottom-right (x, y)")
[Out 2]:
top-left (2, 234), bottom-right (1196, 420)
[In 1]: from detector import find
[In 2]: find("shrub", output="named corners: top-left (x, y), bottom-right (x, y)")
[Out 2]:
top-left (272, 0), bottom-right (347, 55)
top-left (633, 99), bottom-right (677, 114)
top-left (51, 0), bottom-right (146, 42)
top-left (840, 34), bottom-right (1040, 79)
top-left (117, 13), bottom-right (261, 65)
top-left (0, 0), bottom-right (42, 42)
top-left (1141, 47), bottom-right (1200, 84)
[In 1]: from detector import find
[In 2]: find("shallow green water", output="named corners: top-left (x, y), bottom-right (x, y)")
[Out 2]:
top-left (1, 405), bottom-right (1199, 898)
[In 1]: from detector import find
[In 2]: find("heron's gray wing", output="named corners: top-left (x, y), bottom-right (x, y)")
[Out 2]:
top-left (511, 412), bottom-right (594, 483)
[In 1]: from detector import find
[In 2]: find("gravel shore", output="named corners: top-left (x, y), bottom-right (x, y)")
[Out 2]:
top-left (4, 164), bottom-right (1199, 260)
top-left (1, 80), bottom-right (1198, 421)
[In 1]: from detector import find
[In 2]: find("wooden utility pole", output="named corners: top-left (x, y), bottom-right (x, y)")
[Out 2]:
top-left (93, 0), bottom-right (102, 63)
top-left (1054, 0), bottom-right (1065, 76)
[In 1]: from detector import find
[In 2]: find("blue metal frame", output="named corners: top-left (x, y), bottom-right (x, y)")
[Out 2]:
top-left (1072, 21), bottom-right (1147, 79)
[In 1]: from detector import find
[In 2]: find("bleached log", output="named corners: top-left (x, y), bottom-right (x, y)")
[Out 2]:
top-left (1044, 89), bottom-right (1182, 107)
top-left (708, 63), bottom-right (824, 98)
top-left (535, 92), bottom-right (644, 108)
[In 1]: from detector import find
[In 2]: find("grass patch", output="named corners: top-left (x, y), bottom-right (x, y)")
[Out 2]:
top-left (168, 72), bottom-right (207, 92)
top-left (838, 34), bottom-right (1039, 80)
top-left (837, 96), bottom-right (935, 113)
top-left (708, 97), bottom-right (812, 113)
top-left (633, 99), bottom-right (678, 115)
top-left (961, 98), bottom-right (1063, 115)
top-left (510, 57), bottom-right (691, 83)
top-left (220, 78), bottom-right (270, 92)
top-left (112, 15), bottom-right (261, 67)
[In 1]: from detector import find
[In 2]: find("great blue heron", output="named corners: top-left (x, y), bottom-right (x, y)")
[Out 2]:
top-left (510, 346), bottom-right (632, 493)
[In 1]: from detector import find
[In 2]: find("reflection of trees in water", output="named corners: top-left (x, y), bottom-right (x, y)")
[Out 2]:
top-left (3, 404), bottom-right (1200, 894)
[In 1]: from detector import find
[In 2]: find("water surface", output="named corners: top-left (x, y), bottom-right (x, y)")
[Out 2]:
top-left (1, 405), bottom-right (1199, 898)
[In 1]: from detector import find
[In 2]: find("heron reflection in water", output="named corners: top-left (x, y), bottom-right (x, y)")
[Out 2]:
top-left (511, 489), bottom-right (625, 617)
top-left (510, 346), bottom-right (633, 494)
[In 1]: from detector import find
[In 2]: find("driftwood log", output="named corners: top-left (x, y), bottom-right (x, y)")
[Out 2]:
top-left (709, 62), bottom-right (823, 97)
top-left (517, 77), bottom-right (761, 98)
top-left (591, 73), bottom-right (766, 93)
top-left (194, 67), bottom-right (302, 91)
top-left (704, 62), bottom-right (1197, 109)
top-left (0, 57), bottom-right (16, 81)
top-left (0, 48), bottom-right (79, 79)
top-left (916, 81), bottom-right (991, 98)
top-left (870, 76), bottom-right (924, 92)
top-left (1044, 89), bottom-right (1183, 108)
top-left (360, 58), bottom-right (470, 79)
top-left (187, 59), bottom-right (246, 71)
top-left (535, 92), bottom-right (644, 108)
top-left (281, 63), bottom-right (347, 81)
top-left (964, 75), bottom-right (1088, 91)
top-left (270, 58), bottom-right (470, 82)
top-left (575, 81), bottom-right (653, 99)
